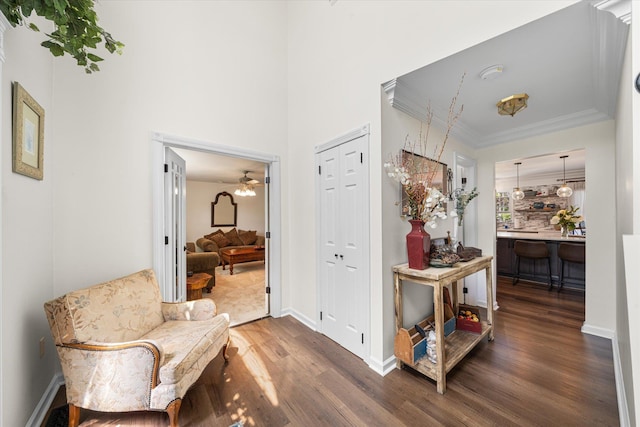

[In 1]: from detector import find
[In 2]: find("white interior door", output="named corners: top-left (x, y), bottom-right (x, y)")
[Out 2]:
top-left (317, 131), bottom-right (369, 360)
top-left (164, 148), bottom-right (187, 302)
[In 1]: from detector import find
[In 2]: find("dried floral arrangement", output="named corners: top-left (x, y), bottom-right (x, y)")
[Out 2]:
top-left (384, 75), bottom-right (465, 228)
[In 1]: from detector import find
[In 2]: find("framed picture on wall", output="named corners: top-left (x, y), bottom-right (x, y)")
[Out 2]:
top-left (400, 149), bottom-right (448, 218)
top-left (12, 82), bottom-right (45, 180)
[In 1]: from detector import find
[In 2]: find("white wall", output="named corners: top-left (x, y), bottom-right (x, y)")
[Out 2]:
top-left (186, 180), bottom-right (265, 244)
top-left (381, 88), bottom-right (476, 330)
top-left (287, 0), bottom-right (579, 366)
top-left (477, 121), bottom-right (617, 335)
top-left (617, 21), bottom-right (637, 425)
top-left (1, 17), bottom-right (57, 427)
top-left (50, 1), bottom-right (288, 295)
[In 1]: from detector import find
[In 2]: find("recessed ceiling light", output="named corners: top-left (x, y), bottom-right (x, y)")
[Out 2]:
top-left (479, 64), bottom-right (504, 80)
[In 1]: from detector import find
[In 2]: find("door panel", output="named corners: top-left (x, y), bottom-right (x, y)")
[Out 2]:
top-left (164, 148), bottom-right (186, 302)
top-left (318, 134), bottom-right (367, 359)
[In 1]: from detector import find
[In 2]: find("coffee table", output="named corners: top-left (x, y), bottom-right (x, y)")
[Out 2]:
top-left (220, 247), bottom-right (265, 275)
top-left (186, 273), bottom-right (212, 301)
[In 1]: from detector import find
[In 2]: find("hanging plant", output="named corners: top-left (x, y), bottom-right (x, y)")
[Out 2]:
top-left (0, 0), bottom-right (124, 73)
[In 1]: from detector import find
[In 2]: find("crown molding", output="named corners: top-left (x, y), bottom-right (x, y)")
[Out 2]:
top-left (593, 0), bottom-right (631, 24)
top-left (476, 108), bottom-right (610, 148)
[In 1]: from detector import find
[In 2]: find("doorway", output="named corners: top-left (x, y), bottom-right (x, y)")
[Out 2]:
top-left (151, 132), bottom-right (282, 322)
top-left (494, 150), bottom-right (586, 317)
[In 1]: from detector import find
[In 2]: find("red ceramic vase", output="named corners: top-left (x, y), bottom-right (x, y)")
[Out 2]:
top-left (406, 219), bottom-right (431, 270)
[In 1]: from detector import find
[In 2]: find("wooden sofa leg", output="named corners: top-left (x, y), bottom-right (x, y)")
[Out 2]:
top-left (223, 338), bottom-right (231, 362)
top-left (68, 404), bottom-right (80, 427)
top-left (167, 399), bottom-right (181, 427)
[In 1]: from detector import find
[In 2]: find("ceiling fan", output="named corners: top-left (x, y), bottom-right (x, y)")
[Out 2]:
top-left (234, 170), bottom-right (260, 197)
top-left (238, 170), bottom-right (260, 186)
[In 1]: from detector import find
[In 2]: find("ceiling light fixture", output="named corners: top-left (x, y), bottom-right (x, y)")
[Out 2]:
top-left (556, 155), bottom-right (573, 198)
top-left (512, 162), bottom-right (525, 200)
top-left (234, 183), bottom-right (256, 197)
top-left (497, 93), bottom-right (529, 116)
top-left (479, 64), bottom-right (504, 80)
top-left (234, 170), bottom-right (258, 197)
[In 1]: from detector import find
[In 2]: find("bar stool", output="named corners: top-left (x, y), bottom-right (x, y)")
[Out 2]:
top-left (557, 242), bottom-right (585, 292)
top-left (512, 240), bottom-right (553, 290)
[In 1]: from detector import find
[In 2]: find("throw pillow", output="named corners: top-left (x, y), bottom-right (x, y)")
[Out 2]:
top-left (239, 230), bottom-right (258, 245)
top-left (204, 229), bottom-right (224, 241)
top-left (225, 228), bottom-right (244, 246)
top-left (211, 233), bottom-right (231, 248)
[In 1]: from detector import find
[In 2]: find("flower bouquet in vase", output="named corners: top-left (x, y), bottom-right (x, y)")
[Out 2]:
top-left (550, 206), bottom-right (584, 237)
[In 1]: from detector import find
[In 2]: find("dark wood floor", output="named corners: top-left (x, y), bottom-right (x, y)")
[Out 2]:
top-left (45, 276), bottom-right (618, 426)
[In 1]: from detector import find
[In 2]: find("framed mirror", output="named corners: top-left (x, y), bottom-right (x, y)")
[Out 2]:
top-left (400, 149), bottom-right (448, 218)
top-left (211, 191), bottom-right (237, 227)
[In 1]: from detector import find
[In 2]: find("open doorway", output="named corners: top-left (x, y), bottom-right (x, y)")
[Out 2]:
top-left (175, 148), bottom-right (269, 326)
top-left (494, 150), bottom-right (586, 311)
top-left (151, 132), bottom-right (282, 326)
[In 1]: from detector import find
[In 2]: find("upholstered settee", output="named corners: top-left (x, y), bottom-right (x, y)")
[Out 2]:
top-left (43, 269), bottom-right (230, 427)
top-left (196, 227), bottom-right (265, 256)
top-left (186, 242), bottom-right (219, 291)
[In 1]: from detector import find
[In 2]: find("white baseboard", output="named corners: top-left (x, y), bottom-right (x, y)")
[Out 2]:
top-left (281, 307), bottom-right (317, 331)
top-left (27, 372), bottom-right (64, 427)
top-left (581, 322), bottom-right (615, 339)
top-left (611, 334), bottom-right (631, 427)
top-left (368, 355), bottom-right (397, 376)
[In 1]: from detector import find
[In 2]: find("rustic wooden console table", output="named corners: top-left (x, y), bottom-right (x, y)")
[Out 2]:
top-left (393, 255), bottom-right (495, 394)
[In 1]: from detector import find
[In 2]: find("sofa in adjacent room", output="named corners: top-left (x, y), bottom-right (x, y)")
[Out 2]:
top-left (196, 227), bottom-right (265, 257)
top-left (186, 242), bottom-right (219, 291)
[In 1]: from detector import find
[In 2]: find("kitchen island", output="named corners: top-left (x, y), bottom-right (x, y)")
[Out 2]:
top-left (497, 230), bottom-right (585, 290)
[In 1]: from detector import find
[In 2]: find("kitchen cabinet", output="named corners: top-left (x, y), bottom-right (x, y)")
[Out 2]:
top-left (496, 236), bottom-right (585, 290)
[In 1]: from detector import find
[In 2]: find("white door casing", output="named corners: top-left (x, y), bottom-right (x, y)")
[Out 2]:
top-left (152, 132), bottom-right (282, 316)
top-left (164, 148), bottom-right (187, 302)
top-left (453, 152), bottom-right (485, 307)
top-left (316, 125), bottom-right (370, 361)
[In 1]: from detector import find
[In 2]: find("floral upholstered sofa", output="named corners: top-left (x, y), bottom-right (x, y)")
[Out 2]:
top-left (43, 269), bottom-right (230, 427)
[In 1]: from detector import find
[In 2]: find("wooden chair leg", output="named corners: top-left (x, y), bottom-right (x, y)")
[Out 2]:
top-left (512, 256), bottom-right (520, 285)
top-left (558, 259), bottom-right (565, 292)
top-left (68, 404), bottom-right (80, 427)
top-left (166, 399), bottom-right (181, 427)
top-left (546, 258), bottom-right (553, 291)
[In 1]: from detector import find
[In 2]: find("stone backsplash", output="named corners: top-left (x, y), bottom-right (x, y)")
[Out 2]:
top-left (496, 186), bottom-right (573, 231)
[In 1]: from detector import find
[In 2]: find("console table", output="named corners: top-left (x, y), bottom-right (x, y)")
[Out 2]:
top-left (393, 255), bottom-right (494, 394)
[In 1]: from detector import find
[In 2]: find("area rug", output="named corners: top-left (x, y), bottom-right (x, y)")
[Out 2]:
top-left (204, 261), bottom-right (266, 327)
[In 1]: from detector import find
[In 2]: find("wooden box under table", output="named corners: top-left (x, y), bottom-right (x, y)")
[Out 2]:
top-left (456, 304), bottom-right (482, 334)
top-left (394, 312), bottom-right (456, 366)
top-left (394, 317), bottom-right (431, 366)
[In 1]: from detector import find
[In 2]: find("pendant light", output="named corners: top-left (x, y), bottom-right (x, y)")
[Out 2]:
top-left (512, 162), bottom-right (525, 200)
top-left (556, 155), bottom-right (573, 198)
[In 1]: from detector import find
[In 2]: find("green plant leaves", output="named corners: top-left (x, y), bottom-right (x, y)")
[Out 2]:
top-left (3, 0), bottom-right (124, 73)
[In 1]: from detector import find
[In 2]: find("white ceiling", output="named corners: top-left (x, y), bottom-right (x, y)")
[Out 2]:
top-left (384, 1), bottom-right (629, 152)
top-left (494, 149), bottom-right (585, 182)
top-left (172, 148), bottom-right (266, 184)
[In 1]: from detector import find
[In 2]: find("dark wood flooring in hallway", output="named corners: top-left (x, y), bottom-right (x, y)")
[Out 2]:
top-left (44, 276), bottom-right (618, 426)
